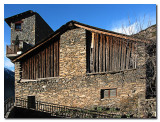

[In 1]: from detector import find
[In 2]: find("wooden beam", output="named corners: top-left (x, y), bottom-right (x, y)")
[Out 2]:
top-left (74, 23), bottom-right (150, 43)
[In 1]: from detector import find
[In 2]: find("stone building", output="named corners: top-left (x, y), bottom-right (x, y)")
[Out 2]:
top-left (5, 10), bottom-right (155, 117)
top-left (5, 10), bottom-right (53, 59)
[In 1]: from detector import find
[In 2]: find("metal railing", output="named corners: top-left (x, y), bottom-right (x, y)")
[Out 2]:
top-left (4, 97), bottom-right (14, 116)
top-left (15, 97), bottom-right (119, 118)
top-left (6, 45), bottom-right (19, 54)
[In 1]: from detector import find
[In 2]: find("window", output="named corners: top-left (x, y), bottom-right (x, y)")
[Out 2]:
top-left (15, 23), bottom-right (21, 30)
top-left (101, 88), bottom-right (117, 99)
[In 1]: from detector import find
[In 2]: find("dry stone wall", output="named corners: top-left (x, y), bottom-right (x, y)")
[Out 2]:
top-left (15, 28), bottom-right (148, 117)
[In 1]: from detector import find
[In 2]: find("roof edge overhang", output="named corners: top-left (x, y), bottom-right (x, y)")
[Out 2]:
top-left (11, 20), bottom-right (150, 63)
top-left (5, 10), bottom-right (36, 27)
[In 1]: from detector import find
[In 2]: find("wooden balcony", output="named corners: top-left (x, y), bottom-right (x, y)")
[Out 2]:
top-left (6, 45), bottom-right (19, 54)
top-left (6, 45), bottom-right (20, 59)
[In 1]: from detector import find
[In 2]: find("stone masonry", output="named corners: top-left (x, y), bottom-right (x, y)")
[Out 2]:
top-left (10, 13), bottom-right (53, 48)
top-left (14, 28), bottom-right (148, 117)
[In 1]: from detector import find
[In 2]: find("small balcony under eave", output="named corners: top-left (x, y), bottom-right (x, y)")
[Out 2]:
top-left (6, 45), bottom-right (22, 60)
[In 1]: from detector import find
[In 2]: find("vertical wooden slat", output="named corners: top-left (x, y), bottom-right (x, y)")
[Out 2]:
top-left (40, 51), bottom-right (42, 78)
top-left (37, 53), bottom-right (40, 78)
top-left (28, 58), bottom-right (30, 79)
top-left (26, 59), bottom-right (28, 79)
top-left (44, 48), bottom-right (46, 78)
top-left (106, 36), bottom-right (109, 71)
top-left (41, 50), bottom-right (43, 78)
top-left (30, 57), bottom-right (32, 79)
top-left (45, 47), bottom-right (48, 77)
top-left (126, 42), bottom-right (131, 69)
top-left (31, 56), bottom-right (33, 79)
top-left (48, 45), bottom-right (51, 77)
top-left (25, 61), bottom-right (27, 79)
top-left (51, 43), bottom-right (53, 77)
top-left (129, 42), bottom-right (133, 69)
top-left (54, 41), bottom-right (57, 77)
top-left (36, 55), bottom-right (38, 79)
top-left (96, 33), bottom-right (99, 72)
top-left (57, 39), bottom-right (60, 76)
top-left (135, 42), bottom-right (137, 69)
top-left (131, 42), bottom-right (135, 69)
top-left (92, 32), bottom-right (96, 72)
top-left (118, 38), bottom-right (122, 70)
top-left (115, 38), bottom-right (118, 71)
top-left (32, 56), bottom-right (34, 79)
top-left (52, 42), bottom-right (54, 77)
top-left (99, 34), bottom-right (103, 72)
top-left (90, 33), bottom-right (93, 73)
top-left (25, 61), bottom-right (26, 79)
top-left (103, 34), bottom-right (106, 72)
top-left (121, 39), bottom-right (124, 70)
top-left (123, 40), bottom-right (127, 70)
top-left (109, 36), bottom-right (113, 71)
top-left (34, 55), bottom-right (36, 79)
top-left (22, 62), bottom-right (24, 79)
top-left (113, 37), bottom-right (116, 71)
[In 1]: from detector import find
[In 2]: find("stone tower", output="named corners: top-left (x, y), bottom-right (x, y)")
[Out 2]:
top-left (5, 10), bottom-right (54, 60)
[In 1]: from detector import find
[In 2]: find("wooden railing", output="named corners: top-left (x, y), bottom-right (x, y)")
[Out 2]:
top-left (6, 45), bottom-right (19, 54)
top-left (4, 97), bottom-right (14, 116)
top-left (15, 97), bottom-right (120, 118)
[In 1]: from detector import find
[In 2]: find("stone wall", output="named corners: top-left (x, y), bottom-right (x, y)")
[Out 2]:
top-left (14, 28), bottom-right (148, 117)
top-left (14, 62), bottom-right (21, 83)
top-left (59, 28), bottom-right (86, 78)
top-left (10, 14), bottom-right (53, 48)
top-left (11, 15), bottom-right (36, 46)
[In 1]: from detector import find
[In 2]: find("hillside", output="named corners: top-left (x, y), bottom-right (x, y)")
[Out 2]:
top-left (132, 24), bottom-right (156, 42)
top-left (4, 68), bottom-right (15, 101)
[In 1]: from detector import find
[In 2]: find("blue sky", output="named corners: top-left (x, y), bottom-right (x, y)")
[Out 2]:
top-left (4, 4), bottom-right (156, 71)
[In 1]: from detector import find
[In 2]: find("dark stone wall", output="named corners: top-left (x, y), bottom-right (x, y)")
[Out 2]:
top-left (10, 13), bottom-right (53, 50)
top-left (11, 15), bottom-right (36, 46)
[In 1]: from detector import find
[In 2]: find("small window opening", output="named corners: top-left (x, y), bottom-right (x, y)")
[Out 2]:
top-left (101, 88), bottom-right (117, 99)
top-left (15, 23), bottom-right (21, 30)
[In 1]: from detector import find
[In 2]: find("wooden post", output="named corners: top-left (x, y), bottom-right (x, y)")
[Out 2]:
top-left (106, 36), bottom-right (109, 71)
top-left (103, 34), bottom-right (106, 72)
top-left (118, 38), bottom-right (122, 70)
top-left (96, 33), bottom-right (99, 72)
top-left (99, 34), bottom-right (103, 72)
top-left (93, 32), bottom-right (96, 73)
top-left (109, 36), bottom-right (113, 71)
